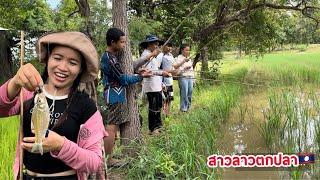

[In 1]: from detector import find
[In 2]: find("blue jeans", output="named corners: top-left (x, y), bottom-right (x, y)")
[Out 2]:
top-left (178, 77), bottom-right (193, 111)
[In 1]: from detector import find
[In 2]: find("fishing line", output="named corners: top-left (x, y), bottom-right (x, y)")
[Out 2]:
top-left (149, 71), bottom-right (320, 95)
top-left (143, 0), bottom-right (207, 68)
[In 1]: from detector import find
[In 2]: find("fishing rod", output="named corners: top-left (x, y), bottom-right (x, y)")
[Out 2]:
top-left (170, 75), bottom-right (270, 87)
top-left (178, 75), bottom-right (320, 95)
top-left (148, 69), bottom-right (270, 87)
top-left (143, 0), bottom-right (207, 68)
top-left (211, 71), bottom-right (283, 82)
top-left (19, 30), bottom-right (25, 180)
top-left (152, 69), bottom-right (282, 84)
top-left (162, 0), bottom-right (207, 47)
top-left (148, 71), bottom-right (320, 95)
top-left (207, 73), bottom-right (284, 84)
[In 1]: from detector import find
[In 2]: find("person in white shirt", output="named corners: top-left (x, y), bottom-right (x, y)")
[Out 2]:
top-left (158, 41), bottom-right (178, 116)
top-left (139, 35), bottom-right (170, 134)
top-left (173, 44), bottom-right (194, 112)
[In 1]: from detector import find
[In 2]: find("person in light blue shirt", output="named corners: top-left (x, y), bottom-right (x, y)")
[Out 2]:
top-left (158, 41), bottom-right (178, 116)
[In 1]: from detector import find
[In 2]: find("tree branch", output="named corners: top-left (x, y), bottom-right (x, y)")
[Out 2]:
top-left (193, 2), bottom-right (320, 41)
top-left (68, 9), bottom-right (80, 18)
top-left (302, 7), bottom-right (320, 27)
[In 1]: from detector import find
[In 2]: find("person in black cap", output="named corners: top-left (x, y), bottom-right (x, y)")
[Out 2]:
top-left (139, 35), bottom-right (170, 135)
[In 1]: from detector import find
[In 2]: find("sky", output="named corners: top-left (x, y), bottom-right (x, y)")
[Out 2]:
top-left (47, 0), bottom-right (112, 9)
top-left (47, 0), bottom-right (61, 9)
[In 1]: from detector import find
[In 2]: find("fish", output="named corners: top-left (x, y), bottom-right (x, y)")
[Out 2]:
top-left (31, 87), bottom-right (50, 155)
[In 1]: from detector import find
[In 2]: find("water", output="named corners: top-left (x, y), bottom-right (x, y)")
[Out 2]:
top-left (229, 124), bottom-right (248, 154)
top-left (217, 92), bottom-right (320, 179)
top-left (217, 121), bottom-right (279, 179)
top-left (281, 96), bottom-right (319, 153)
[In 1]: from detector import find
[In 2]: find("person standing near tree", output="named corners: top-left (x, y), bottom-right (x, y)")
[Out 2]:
top-left (101, 28), bottom-right (157, 167)
top-left (173, 44), bottom-right (194, 112)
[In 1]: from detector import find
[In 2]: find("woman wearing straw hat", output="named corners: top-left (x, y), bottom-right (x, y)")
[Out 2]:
top-left (0, 32), bottom-right (106, 179)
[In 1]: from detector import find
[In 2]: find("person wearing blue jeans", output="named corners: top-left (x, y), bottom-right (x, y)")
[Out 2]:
top-left (174, 44), bottom-right (194, 112)
top-left (178, 77), bottom-right (193, 111)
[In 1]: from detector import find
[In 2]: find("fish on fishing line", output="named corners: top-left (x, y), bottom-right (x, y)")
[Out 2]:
top-left (30, 85), bottom-right (50, 155)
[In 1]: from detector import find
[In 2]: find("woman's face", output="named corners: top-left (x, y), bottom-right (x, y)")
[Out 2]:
top-left (148, 41), bottom-right (159, 52)
top-left (182, 46), bottom-right (190, 57)
top-left (47, 46), bottom-right (82, 90)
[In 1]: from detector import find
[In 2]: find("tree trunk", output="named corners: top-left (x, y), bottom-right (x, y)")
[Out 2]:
top-left (75, 0), bottom-right (94, 39)
top-left (112, 0), bottom-right (142, 156)
top-left (200, 46), bottom-right (208, 78)
top-left (0, 31), bottom-right (13, 83)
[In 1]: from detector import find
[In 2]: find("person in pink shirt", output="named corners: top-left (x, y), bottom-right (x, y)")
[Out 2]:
top-left (0, 32), bottom-right (107, 180)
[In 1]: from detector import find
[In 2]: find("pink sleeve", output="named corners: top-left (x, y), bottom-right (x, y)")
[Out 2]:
top-left (50, 111), bottom-right (106, 173)
top-left (50, 137), bottom-right (103, 173)
top-left (0, 80), bottom-right (33, 117)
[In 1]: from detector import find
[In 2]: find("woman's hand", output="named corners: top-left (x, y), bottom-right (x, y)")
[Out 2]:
top-left (147, 49), bottom-right (160, 61)
top-left (22, 130), bottom-right (65, 153)
top-left (140, 69), bottom-right (153, 78)
top-left (11, 63), bottom-right (43, 91)
top-left (184, 65), bottom-right (192, 70)
top-left (162, 71), bottom-right (171, 77)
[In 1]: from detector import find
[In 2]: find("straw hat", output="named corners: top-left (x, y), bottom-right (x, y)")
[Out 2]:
top-left (36, 31), bottom-right (99, 83)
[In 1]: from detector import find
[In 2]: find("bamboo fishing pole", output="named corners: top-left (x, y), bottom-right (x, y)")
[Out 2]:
top-left (162, 0), bottom-right (207, 47)
top-left (143, 0), bottom-right (207, 67)
top-left (19, 30), bottom-right (25, 180)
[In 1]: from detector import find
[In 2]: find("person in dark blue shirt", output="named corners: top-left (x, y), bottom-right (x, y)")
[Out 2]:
top-left (101, 28), bottom-right (157, 167)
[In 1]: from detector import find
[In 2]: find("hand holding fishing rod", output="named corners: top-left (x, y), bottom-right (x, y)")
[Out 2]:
top-left (150, 70), bottom-right (172, 77)
top-left (138, 68), bottom-right (154, 78)
top-left (147, 48), bottom-right (160, 61)
top-left (142, 47), bottom-right (162, 68)
top-left (173, 56), bottom-right (192, 70)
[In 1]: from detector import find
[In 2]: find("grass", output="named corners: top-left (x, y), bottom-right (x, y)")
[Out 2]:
top-left (0, 116), bottom-right (19, 180)
top-left (258, 89), bottom-right (320, 179)
top-left (220, 45), bottom-right (320, 86)
top-left (127, 84), bottom-right (242, 179)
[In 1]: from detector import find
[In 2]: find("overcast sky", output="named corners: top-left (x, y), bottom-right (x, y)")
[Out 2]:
top-left (47, 0), bottom-right (60, 9)
top-left (47, 0), bottom-right (112, 9)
